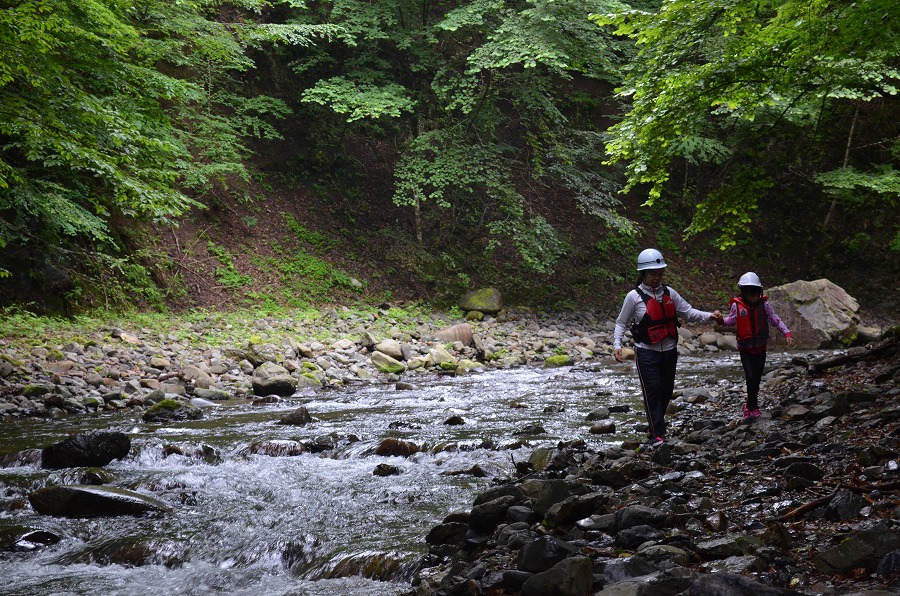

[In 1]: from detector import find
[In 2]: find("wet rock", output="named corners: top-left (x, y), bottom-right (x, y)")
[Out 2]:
top-left (374, 463), bottom-right (401, 477)
top-left (41, 431), bottom-right (130, 469)
top-left (425, 522), bottom-right (467, 546)
top-left (782, 461), bottom-right (823, 482)
top-left (615, 524), bottom-right (662, 549)
top-left (545, 492), bottom-right (610, 528)
top-left (278, 406), bottom-right (313, 426)
top-left (612, 504), bottom-right (667, 532)
top-left (28, 485), bottom-right (171, 517)
top-left (469, 495), bottom-right (516, 534)
top-left (374, 438), bottom-right (419, 458)
top-left (520, 555), bottom-right (593, 596)
top-left (877, 548), bottom-right (900, 579)
top-left (248, 440), bottom-right (305, 457)
top-left (589, 420), bottom-right (616, 434)
top-left (814, 520), bottom-right (900, 574)
top-left (517, 535), bottom-right (580, 573)
top-left (686, 572), bottom-right (805, 595)
top-left (142, 399), bottom-right (203, 423)
top-left (528, 479), bottom-right (590, 518)
top-left (824, 489), bottom-right (868, 521)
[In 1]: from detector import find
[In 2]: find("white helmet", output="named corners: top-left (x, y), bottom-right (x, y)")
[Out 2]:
top-left (637, 248), bottom-right (667, 271)
top-left (738, 272), bottom-right (762, 288)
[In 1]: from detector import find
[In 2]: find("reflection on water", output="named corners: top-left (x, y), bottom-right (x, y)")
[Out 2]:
top-left (0, 351), bottom-right (769, 595)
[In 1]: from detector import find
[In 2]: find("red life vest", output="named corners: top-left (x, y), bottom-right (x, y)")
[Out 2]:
top-left (631, 285), bottom-right (679, 344)
top-left (731, 295), bottom-right (769, 350)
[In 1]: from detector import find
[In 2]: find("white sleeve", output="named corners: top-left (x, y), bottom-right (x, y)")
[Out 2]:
top-left (613, 291), bottom-right (637, 349)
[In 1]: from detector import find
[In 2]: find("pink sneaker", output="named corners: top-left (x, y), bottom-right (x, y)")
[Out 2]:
top-left (743, 405), bottom-right (761, 421)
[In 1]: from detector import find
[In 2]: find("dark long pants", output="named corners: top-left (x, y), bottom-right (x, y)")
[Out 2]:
top-left (635, 347), bottom-right (678, 440)
top-left (739, 350), bottom-right (767, 411)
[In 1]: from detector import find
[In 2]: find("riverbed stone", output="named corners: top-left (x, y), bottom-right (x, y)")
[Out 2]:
top-left (251, 362), bottom-right (295, 396)
top-left (520, 555), bottom-right (593, 596)
top-left (28, 485), bottom-right (171, 517)
top-left (814, 520), bottom-right (900, 574)
top-left (41, 431), bottom-right (131, 469)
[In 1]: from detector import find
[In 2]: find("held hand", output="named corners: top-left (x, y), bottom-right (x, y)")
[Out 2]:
top-left (614, 348), bottom-right (625, 362)
top-left (710, 310), bottom-right (724, 325)
top-left (786, 336), bottom-right (796, 349)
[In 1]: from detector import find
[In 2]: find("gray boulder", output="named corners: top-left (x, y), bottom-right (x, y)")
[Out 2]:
top-left (251, 361), bottom-right (296, 396)
top-left (766, 279), bottom-right (860, 348)
top-left (520, 555), bottom-right (593, 596)
top-left (814, 520), bottom-right (900, 574)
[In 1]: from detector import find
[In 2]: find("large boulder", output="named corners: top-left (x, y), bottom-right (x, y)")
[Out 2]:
top-left (459, 288), bottom-right (502, 315)
top-left (766, 279), bottom-right (860, 349)
top-left (251, 362), bottom-right (296, 396)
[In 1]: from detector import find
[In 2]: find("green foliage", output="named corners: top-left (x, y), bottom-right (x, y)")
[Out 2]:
top-left (0, 0), bottom-right (334, 306)
top-left (283, 213), bottom-right (337, 249)
top-left (294, 0), bottom-right (636, 276)
top-left (596, 0), bottom-right (900, 246)
top-left (253, 250), bottom-right (360, 307)
top-left (393, 129), bottom-right (518, 209)
top-left (301, 76), bottom-right (416, 122)
top-left (487, 216), bottom-right (569, 274)
top-left (208, 241), bottom-right (253, 289)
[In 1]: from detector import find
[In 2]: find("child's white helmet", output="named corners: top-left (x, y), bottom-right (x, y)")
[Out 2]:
top-left (738, 272), bottom-right (763, 288)
top-left (637, 248), bottom-right (667, 271)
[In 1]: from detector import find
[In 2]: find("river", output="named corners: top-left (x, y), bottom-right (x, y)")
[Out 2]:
top-left (0, 350), bottom-right (775, 595)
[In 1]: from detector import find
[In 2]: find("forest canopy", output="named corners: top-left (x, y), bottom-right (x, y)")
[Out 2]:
top-left (0, 0), bottom-right (898, 310)
top-left (596, 0), bottom-right (900, 248)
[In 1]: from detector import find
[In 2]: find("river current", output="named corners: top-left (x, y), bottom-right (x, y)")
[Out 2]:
top-left (0, 351), bottom-right (768, 595)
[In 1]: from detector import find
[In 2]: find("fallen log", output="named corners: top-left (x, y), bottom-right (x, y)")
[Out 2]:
top-left (808, 327), bottom-right (899, 374)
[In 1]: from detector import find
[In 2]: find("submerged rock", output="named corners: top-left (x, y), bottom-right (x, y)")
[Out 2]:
top-left (28, 485), bottom-right (171, 517)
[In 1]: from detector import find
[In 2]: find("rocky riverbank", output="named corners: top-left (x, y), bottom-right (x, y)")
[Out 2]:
top-left (1, 308), bottom-right (899, 595)
top-left (0, 308), bottom-right (712, 420)
top-left (404, 328), bottom-right (900, 596)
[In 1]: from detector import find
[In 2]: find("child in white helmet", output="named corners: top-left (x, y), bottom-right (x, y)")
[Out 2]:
top-left (614, 248), bottom-right (722, 447)
top-left (721, 272), bottom-right (796, 421)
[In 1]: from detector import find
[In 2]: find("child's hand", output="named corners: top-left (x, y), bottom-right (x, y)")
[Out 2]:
top-left (710, 310), bottom-right (724, 325)
top-left (786, 336), bottom-right (796, 348)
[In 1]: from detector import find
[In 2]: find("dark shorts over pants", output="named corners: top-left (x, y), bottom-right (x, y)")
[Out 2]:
top-left (635, 346), bottom-right (678, 440)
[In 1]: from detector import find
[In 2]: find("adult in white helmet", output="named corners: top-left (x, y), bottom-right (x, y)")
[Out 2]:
top-left (613, 248), bottom-right (723, 447)
top-left (721, 272), bottom-right (795, 421)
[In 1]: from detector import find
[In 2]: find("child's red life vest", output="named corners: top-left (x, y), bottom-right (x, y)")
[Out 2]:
top-left (632, 285), bottom-right (679, 344)
top-left (731, 295), bottom-right (769, 350)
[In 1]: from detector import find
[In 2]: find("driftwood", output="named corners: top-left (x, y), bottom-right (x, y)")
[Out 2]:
top-left (776, 480), bottom-right (900, 523)
top-left (807, 326), bottom-right (900, 373)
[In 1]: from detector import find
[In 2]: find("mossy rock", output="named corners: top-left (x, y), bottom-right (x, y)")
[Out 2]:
top-left (0, 354), bottom-right (25, 367)
top-left (142, 399), bottom-right (203, 423)
top-left (544, 355), bottom-right (572, 368)
top-left (23, 384), bottom-right (50, 398)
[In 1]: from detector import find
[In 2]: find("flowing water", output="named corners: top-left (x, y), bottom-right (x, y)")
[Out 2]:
top-left (0, 351), bottom-right (784, 595)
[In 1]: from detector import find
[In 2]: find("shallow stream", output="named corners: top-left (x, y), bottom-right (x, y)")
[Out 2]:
top-left (0, 351), bottom-right (785, 595)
